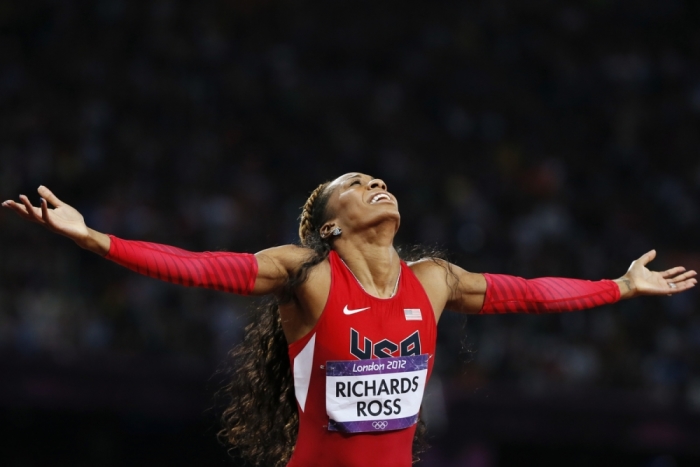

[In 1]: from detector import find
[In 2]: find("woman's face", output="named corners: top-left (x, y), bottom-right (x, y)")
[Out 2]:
top-left (322, 173), bottom-right (400, 236)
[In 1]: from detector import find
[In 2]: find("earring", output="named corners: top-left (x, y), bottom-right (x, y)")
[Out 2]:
top-left (332, 227), bottom-right (342, 236)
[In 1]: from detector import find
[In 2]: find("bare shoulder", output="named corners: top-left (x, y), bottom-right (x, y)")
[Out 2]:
top-left (407, 258), bottom-right (454, 299)
top-left (252, 244), bottom-right (322, 295)
top-left (408, 258), bottom-right (487, 316)
top-left (408, 258), bottom-right (480, 284)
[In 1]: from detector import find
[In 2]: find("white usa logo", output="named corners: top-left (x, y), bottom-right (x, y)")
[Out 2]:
top-left (404, 309), bottom-right (422, 321)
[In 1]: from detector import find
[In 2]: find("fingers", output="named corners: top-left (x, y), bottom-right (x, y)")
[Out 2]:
top-left (638, 274), bottom-right (697, 296)
top-left (627, 249), bottom-right (656, 272)
top-left (19, 195), bottom-right (44, 224)
top-left (2, 199), bottom-right (40, 223)
top-left (637, 249), bottom-right (657, 267)
top-left (2, 199), bottom-right (36, 221)
top-left (40, 197), bottom-right (53, 228)
top-left (667, 270), bottom-right (697, 283)
top-left (3, 196), bottom-right (45, 224)
top-left (37, 185), bottom-right (64, 208)
top-left (660, 266), bottom-right (685, 278)
top-left (664, 278), bottom-right (697, 294)
top-left (663, 269), bottom-right (697, 295)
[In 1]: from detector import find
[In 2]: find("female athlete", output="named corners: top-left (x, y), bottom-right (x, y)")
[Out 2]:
top-left (3, 173), bottom-right (697, 467)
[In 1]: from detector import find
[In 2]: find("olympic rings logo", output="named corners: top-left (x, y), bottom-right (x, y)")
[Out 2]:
top-left (372, 421), bottom-right (389, 430)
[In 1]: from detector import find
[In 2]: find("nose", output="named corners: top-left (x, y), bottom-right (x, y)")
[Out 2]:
top-left (368, 179), bottom-right (387, 191)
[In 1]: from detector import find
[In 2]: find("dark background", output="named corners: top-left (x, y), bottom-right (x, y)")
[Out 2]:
top-left (1, 0), bottom-right (700, 466)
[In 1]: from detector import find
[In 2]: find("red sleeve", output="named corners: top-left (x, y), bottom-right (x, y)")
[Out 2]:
top-left (479, 273), bottom-right (620, 314)
top-left (105, 235), bottom-right (258, 295)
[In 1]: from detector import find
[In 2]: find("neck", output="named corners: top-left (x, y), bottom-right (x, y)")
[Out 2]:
top-left (332, 222), bottom-right (400, 298)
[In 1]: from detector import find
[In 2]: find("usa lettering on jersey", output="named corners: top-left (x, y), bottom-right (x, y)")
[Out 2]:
top-left (349, 328), bottom-right (421, 359)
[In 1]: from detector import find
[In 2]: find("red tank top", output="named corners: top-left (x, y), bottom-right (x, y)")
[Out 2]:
top-left (287, 250), bottom-right (437, 467)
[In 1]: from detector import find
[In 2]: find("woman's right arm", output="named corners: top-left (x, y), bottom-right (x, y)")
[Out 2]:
top-left (3, 186), bottom-right (307, 296)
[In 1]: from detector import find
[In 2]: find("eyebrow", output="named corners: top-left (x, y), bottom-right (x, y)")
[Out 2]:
top-left (344, 174), bottom-right (372, 182)
top-left (343, 174), bottom-right (362, 183)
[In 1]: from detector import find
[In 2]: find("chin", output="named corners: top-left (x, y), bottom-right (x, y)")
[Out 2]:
top-left (367, 208), bottom-right (400, 228)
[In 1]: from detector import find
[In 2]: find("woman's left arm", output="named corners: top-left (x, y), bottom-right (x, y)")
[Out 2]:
top-left (443, 250), bottom-right (696, 316)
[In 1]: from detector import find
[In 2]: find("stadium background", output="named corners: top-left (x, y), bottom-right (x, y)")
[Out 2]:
top-left (1, 0), bottom-right (699, 466)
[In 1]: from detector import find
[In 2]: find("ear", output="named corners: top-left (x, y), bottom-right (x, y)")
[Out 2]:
top-left (319, 222), bottom-right (336, 239)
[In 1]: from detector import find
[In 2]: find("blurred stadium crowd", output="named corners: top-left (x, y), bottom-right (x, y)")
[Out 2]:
top-left (1, 0), bottom-right (700, 460)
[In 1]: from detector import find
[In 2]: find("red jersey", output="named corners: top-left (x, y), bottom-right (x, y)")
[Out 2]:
top-left (287, 250), bottom-right (437, 467)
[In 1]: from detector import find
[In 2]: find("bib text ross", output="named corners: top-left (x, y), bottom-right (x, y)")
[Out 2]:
top-left (325, 354), bottom-right (428, 433)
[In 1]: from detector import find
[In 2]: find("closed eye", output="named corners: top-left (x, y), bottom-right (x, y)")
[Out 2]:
top-left (350, 180), bottom-right (361, 186)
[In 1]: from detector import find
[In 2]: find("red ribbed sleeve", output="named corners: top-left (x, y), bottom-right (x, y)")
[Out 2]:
top-left (479, 274), bottom-right (620, 314)
top-left (105, 235), bottom-right (258, 295)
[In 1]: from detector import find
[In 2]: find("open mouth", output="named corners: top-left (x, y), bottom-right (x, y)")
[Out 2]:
top-left (369, 193), bottom-right (392, 204)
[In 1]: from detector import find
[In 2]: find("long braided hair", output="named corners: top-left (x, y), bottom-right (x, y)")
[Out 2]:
top-left (217, 182), bottom-right (428, 466)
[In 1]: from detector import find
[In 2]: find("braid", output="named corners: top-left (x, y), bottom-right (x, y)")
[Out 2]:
top-left (299, 182), bottom-right (330, 246)
top-left (282, 181), bottom-right (334, 299)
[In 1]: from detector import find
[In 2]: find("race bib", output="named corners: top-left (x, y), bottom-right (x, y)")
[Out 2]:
top-left (326, 354), bottom-right (428, 433)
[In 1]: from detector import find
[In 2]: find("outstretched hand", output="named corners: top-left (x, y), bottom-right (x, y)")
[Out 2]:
top-left (3, 186), bottom-right (89, 243)
top-left (617, 250), bottom-right (697, 299)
